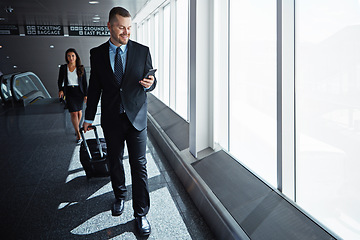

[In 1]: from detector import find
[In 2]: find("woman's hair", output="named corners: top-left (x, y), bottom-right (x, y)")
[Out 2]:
top-left (65, 48), bottom-right (84, 77)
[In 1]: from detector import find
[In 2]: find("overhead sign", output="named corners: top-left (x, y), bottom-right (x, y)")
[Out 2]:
top-left (69, 26), bottom-right (110, 36)
top-left (0, 25), bottom-right (19, 35)
top-left (25, 25), bottom-right (64, 36)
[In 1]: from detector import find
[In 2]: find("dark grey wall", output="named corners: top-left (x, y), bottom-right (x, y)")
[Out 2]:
top-left (0, 35), bottom-right (109, 97)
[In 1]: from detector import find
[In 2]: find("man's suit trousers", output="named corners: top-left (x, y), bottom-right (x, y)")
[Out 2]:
top-left (103, 113), bottom-right (150, 217)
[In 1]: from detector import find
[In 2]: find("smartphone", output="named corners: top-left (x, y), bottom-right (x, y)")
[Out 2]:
top-left (144, 69), bottom-right (157, 79)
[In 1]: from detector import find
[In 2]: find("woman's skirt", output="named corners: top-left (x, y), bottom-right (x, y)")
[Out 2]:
top-left (66, 86), bottom-right (84, 112)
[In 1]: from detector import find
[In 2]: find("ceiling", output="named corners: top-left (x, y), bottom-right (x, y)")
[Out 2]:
top-left (0, 0), bottom-right (151, 95)
top-left (0, 0), bottom-right (149, 26)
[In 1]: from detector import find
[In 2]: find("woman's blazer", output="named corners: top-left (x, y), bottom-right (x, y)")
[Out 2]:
top-left (57, 64), bottom-right (88, 96)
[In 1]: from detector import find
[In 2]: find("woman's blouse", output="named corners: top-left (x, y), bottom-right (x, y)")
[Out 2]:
top-left (67, 67), bottom-right (79, 86)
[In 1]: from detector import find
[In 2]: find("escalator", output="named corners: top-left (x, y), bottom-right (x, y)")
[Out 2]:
top-left (0, 71), bottom-right (51, 108)
top-left (0, 72), bottom-right (68, 136)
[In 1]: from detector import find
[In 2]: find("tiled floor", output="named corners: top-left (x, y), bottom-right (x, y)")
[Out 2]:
top-left (0, 100), bottom-right (214, 239)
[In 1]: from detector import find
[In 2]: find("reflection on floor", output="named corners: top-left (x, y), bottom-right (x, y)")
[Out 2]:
top-left (0, 100), bottom-right (214, 239)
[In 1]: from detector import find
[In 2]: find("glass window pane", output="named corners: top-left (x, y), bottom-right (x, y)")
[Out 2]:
top-left (146, 18), bottom-right (151, 46)
top-left (295, 1), bottom-right (360, 239)
top-left (162, 4), bottom-right (171, 105)
top-left (175, 0), bottom-right (189, 120)
top-left (137, 25), bottom-right (143, 44)
top-left (153, 13), bottom-right (160, 98)
top-left (229, 0), bottom-right (277, 186)
top-left (142, 22), bottom-right (147, 45)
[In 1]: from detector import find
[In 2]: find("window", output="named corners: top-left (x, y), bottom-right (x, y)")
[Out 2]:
top-left (137, 24), bottom-right (143, 44)
top-left (229, 0), bottom-right (277, 186)
top-left (295, 1), bottom-right (360, 239)
top-left (162, 4), bottom-right (171, 105)
top-left (175, 0), bottom-right (189, 120)
top-left (152, 12), bottom-right (160, 97)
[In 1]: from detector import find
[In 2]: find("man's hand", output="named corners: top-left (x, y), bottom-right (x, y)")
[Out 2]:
top-left (139, 75), bottom-right (154, 89)
top-left (83, 121), bottom-right (92, 133)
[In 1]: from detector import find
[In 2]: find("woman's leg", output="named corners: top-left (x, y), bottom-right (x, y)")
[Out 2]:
top-left (70, 111), bottom-right (81, 140)
top-left (78, 110), bottom-right (82, 126)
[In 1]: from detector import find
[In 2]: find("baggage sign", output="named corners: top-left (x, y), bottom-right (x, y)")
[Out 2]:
top-left (25, 25), bottom-right (64, 36)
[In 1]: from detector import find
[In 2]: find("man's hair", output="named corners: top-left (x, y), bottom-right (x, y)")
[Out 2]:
top-left (109, 7), bottom-right (131, 23)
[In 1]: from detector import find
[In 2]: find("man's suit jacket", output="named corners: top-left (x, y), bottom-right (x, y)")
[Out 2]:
top-left (85, 40), bottom-right (156, 131)
top-left (57, 64), bottom-right (88, 96)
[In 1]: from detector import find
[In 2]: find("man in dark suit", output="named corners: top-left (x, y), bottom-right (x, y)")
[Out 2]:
top-left (83, 7), bottom-right (156, 236)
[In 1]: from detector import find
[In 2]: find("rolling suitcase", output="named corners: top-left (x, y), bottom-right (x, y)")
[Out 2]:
top-left (79, 125), bottom-right (110, 179)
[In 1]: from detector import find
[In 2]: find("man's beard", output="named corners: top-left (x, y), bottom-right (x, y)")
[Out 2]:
top-left (118, 34), bottom-right (129, 45)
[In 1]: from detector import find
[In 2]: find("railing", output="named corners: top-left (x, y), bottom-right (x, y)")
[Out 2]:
top-left (0, 72), bottom-right (50, 107)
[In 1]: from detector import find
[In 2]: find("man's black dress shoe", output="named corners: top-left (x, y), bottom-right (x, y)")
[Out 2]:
top-left (135, 216), bottom-right (151, 236)
top-left (111, 199), bottom-right (124, 216)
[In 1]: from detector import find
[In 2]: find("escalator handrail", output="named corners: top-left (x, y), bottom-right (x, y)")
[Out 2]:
top-left (10, 71), bottom-right (51, 102)
top-left (10, 72), bottom-right (51, 101)
top-left (14, 72), bottom-right (51, 98)
top-left (10, 73), bottom-right (21, 102)
top-left (1, 72), bottom-right (51, 107)
top-left (0, 73), bottom-right (18, 103)
top-left (0, 75), bottom-right (4, 102)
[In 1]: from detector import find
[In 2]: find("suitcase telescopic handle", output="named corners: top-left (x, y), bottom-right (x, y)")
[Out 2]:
top-left (80, 125), bottom-right (104, 160)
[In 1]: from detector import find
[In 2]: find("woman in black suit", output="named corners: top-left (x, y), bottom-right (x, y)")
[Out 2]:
top-left (58, 48), bottom-right (87, 143)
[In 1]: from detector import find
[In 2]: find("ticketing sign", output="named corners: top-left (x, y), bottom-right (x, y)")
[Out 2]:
top-left (25, 25), bottom-right (64, 36)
